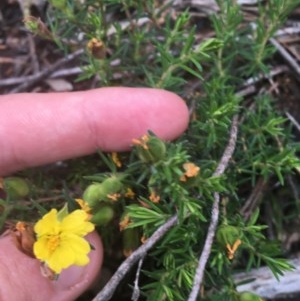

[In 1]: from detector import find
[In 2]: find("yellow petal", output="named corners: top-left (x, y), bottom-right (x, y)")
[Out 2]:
top-left (33, 237), bottom-right (52, 261)
top-left (34, 209), bottom-right (60, 237)
top-left (61, 210), bottom-right (94, 236)
top-left (48, 246), bottom-right (75, 273)
top-left (47, 234), bottom-right (91, 272)
top-left (61, 233), bottom-right (91, 254)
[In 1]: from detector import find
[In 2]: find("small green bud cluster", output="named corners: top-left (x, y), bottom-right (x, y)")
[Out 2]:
top-left (132, 134), bottom-right (166, 163)
top-left (82, 176), bottom-right (123, 226)
top-left (83, 176), bottom-right (123, 207)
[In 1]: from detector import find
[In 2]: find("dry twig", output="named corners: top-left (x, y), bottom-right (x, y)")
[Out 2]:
top-left (275, 27), bottom-right (300, 37)
top-left (286, 111), bottom-right (300, 133)
top-left (27, 34), bottom-right (40, 74)
top-left (270, 38), bottom-right (300, 77)
top-left (8, 49), bottom-right (84, 94)
top-left (235, 257), bottom-right (300, 300)
top-left (242, 65), bottom-right (288, 87)
top-left (187, 115), bottom-right (239, 301)
top-left (240, 177), bottom-right (268, 220)
top-left (92, 215), bottom-right (178, 301)
top-left (131, 257), bottom-right (145, 301)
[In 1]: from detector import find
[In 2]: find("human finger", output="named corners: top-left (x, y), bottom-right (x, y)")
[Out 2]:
top-left (0, 232), bottom-right (103, 301)
top-left (0, 87), bottom-right (189, 175)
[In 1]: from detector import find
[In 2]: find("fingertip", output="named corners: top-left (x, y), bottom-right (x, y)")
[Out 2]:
top-left (83, 87), bottom-right (189, 151)
top-left (53, 232), bottom-right (103, 301)
top-left (0, 87), bottom-right (189, 174)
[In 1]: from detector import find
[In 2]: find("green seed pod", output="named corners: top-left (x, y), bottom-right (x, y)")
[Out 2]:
top-left (122, 228), bottom-right (140, 257)
top-left (133, 134), bottom-right (166, 163)
top-left (91, 206), bottom-right (114, 226)
top-left (82, 183), bottom-right (107, 207)
top-left (238, 291), bottom-right (263, 301)
top-left (216, 224), bottom-right (241, 246)
top-left (82, 176), bottom-right (123, 207)
top-left (4, 177), bottom-right (30, 200)
top-left (147, 135), bottom-right (166, 161)
top-left (119, 212), bottom-right (130, 231)
top-left (101, 177), bottom-right (123, 196)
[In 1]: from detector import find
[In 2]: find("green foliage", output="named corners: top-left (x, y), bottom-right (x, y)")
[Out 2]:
top-left (4, 0), bottom-right (300, 300)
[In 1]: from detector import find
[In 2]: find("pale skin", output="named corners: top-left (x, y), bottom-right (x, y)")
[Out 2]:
top-left (0, 87), bottom-right (189, 301)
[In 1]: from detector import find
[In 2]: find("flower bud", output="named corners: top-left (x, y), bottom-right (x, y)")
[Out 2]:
top-left (87, 38), bottom-right (106, 59)
top-left (4, 177), bottom-right (30, 200)
top-left (91, 206), bottom-right (114, 226)
top-left (216, 224), bottom-right (240, 246)
top-left (132, 134), bottom-right (166, 163)
top-left (238, 291), bottom-right (264, 301)
top-left (23, 16), bottom-right (54, 40)
top-left (122, 228), bottom-right (140, 257)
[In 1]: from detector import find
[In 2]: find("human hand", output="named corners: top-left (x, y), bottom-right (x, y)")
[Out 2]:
top-left (0, 87), bottom-right (189, 301)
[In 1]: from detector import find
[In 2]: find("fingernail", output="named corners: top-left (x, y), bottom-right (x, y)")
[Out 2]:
top-left (53, 232), bottom-right (103, 291)
top-left (57, 263), bottom-right (89, 289)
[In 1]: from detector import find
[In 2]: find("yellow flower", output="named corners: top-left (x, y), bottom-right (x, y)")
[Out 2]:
top-left (33, 209), bottom-right (95, 274)
top-left (111, 152), bottom-right (122, 168)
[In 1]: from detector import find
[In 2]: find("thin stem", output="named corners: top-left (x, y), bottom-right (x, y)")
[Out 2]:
top-left (187, 115), bottom-right (239, 301)
top-left (92, 215), bottom-right (178, 301)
